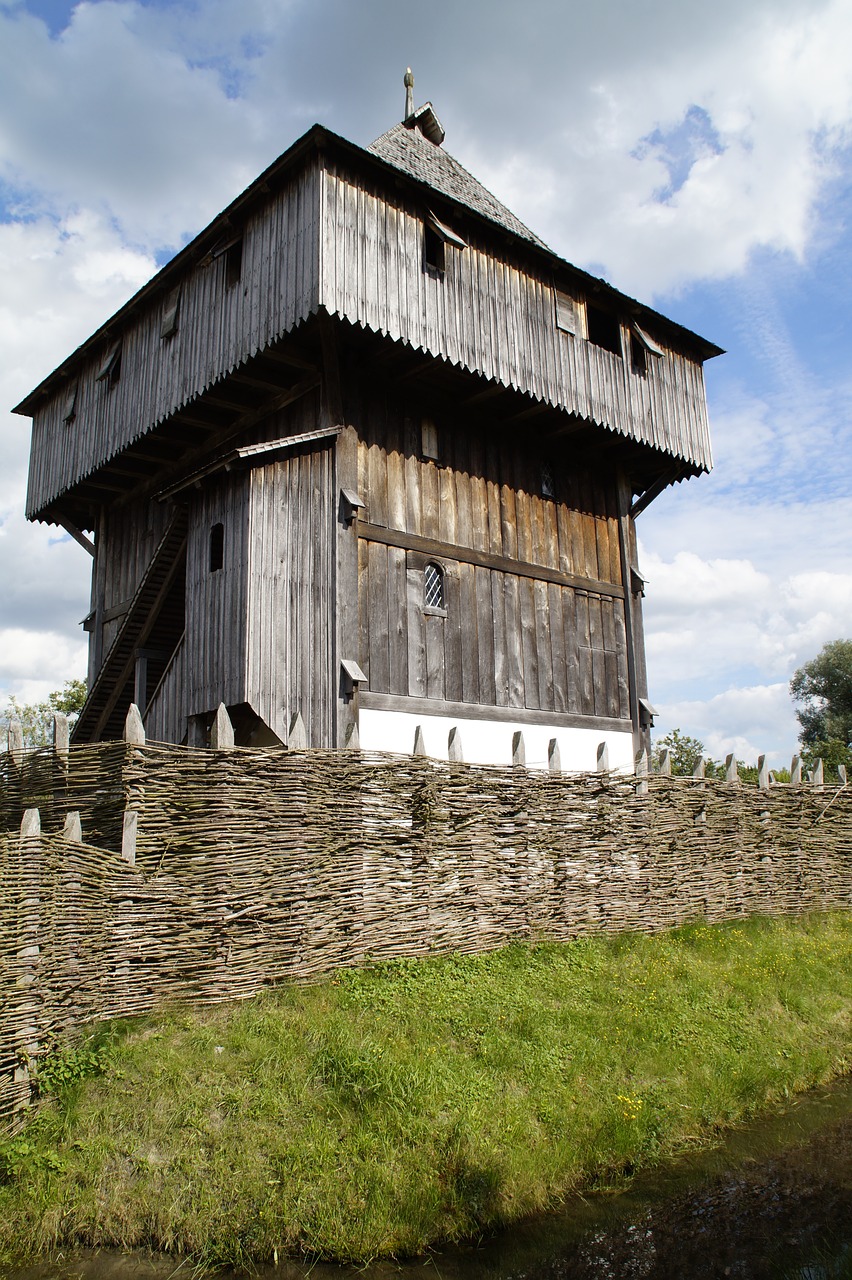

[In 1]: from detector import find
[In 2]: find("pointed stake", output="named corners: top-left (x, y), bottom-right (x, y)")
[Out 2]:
top-left (343, 722), bottom-right (361, 750)
top-left (596, 742), bottom-right (610, 773)
top-left (693, 757), bottom-right (706, 779)
top-left (658, 747), bottom-right (671, 776)
top-left (812, 758), bottom-right (824, 787)
top-left (20, 808), bottom-right (41, 839)
top-left (53, 712), bottom-right (69, 758)
top-left (512, 731), bottom-right (526, 768)
top-left (448, 726), bottom-right (463, 763)
top-left (547, 738), bottom-right (561, 773)
top-left (121, 810), bottom-right (137, 865)
top-left (635, 748), bottom-right (649, 795)
top-left (725, 753), bottom-right (739, 783)
top-left (288, 711), bottom-right (308, 752)
top-left (8, 717), bottom-right (24, 763)
top-left (758, 754), bottom-right (770, 790)
top-left (63, 811), bottom-right (83, 842)
top-left (123, 704), bottom-right (145, 746)
top-left (210, 703), bottom-right (235, 750)
top-left (838, 764), bottom-right (848, 786)
top-left (412, 725), bottom-right (427, 756)
top-left (790, 755), bottom-right (802, 785)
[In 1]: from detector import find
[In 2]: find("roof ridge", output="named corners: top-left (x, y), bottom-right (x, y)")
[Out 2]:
top-left (368, 122), bottom-right (548, 250)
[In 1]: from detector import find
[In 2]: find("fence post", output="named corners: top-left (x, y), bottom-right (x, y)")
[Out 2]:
top-left (288, 711), bottom-right (308, 751)
top-left (658, 748), bottom-right (671, 776)
top-left (635, 747), bottom-right (649, 795)
top-left (693, 757), bottom-right (706, 778)
top-left (757, 755), bottom-right (770, 790)
top-left (121, 704), bottom-right (145, 866)
top-left (7, 717), bottom-right (24, 765)
top-left (448, 727), bottom-right (463, 763)
top-left (548, 738), bottom-right (561, 773)
top-left (811, 758), bottom-right (824, 787)
top-left (210, 703), bottom-right (235, 749)
top-left (15, 808), bottom-right (42, 1113)
top-left (343, 722), bottom-right (361, 750)
top-left (596, 742), bottom-right (610, 773)
top-left (725, 754), bottom-right (739, 783)
top-left (512, 731), bottom-right (526, 768)
top-left (52, 712), bottom-right (70, 818)
top-left (124, 703), bottom-right (145, 746)
top-left (839, 764), bottom-right (848, 785)
top-left (790, 755), bottom-right (802, 785)
top-left (412, 725), bottom-right (427, 756)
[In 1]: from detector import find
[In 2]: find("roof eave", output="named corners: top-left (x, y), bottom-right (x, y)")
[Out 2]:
top-left (13, 122), bottom-right (722, 418)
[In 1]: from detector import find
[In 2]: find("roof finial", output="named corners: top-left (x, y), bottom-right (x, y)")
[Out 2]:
top-left (404, 67), bottom-right (414, 121)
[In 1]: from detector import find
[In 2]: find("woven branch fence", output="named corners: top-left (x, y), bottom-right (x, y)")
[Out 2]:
top-left (1, 731), bottom-right (850, 1132)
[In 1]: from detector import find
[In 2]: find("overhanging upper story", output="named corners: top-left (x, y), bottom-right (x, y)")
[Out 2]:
top-left (15, 121), bottom-right (722, 529)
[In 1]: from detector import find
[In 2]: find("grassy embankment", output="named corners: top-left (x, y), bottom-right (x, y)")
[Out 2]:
top-left (1, 912), bottom-right (851, 1269)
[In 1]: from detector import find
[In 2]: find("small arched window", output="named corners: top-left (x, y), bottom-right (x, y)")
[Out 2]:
top-left (209, 522), bottom-right (224, 572)
top-left (424, 562), bottom-right (445, 611)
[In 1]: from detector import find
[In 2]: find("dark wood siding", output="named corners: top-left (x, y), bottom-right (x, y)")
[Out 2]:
top-left (245, 433), bottom-right (336, 747)
top-left (319, 164), bottom-right (712, 473)
top-left (184, 474), bottom-right (251, 715)
top-left (98, 500), bottom-right (176, 660)
top-left (27, 165), bottom-right (321, 519)
top-left (353, 395), bottom-right (629, 723)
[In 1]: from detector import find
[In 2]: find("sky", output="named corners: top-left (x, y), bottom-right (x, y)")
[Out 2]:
top-left (1, 0), bottom-right (851, 765)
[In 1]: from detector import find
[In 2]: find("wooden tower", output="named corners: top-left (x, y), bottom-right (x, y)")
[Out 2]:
top-left (15, 74), bottom-right (721, 768)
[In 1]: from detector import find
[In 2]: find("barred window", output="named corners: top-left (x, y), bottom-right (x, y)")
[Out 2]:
top-left (424, 562), bottom-right (445, 610)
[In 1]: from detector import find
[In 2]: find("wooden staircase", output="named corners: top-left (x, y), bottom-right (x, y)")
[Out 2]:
top-left (73, 510), bottom-right (188, 742)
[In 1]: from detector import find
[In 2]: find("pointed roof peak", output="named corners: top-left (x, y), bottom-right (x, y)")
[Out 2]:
top-left (369, 120), bottom-right (547, 249)
top-left (400, 68), bottom-right (445, 146)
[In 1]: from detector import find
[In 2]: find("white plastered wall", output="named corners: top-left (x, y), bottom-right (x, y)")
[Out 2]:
top-left (358, 708), bottom-right (634, 772)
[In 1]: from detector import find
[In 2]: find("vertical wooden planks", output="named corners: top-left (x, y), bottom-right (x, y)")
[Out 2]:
top-left (406, 564), bottom-right (426, 697)
top-left (387, 545), bottom-right (408, 695)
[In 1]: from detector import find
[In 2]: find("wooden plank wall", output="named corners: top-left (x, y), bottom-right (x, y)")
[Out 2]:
top-left (319, 164), bottom-right (713, 473)
top-left (184, 474), bottom-right (251, 716)
top-left (355, 392), bottom-right (630, 723)
top-left (99, 499), bottom-right (176, 660)
top-left (245, 399), bottom-right (335, 747)
top-left (27, 166), bottom-right (321, 519)
top-left (143, 637), bottom-right (187, 744)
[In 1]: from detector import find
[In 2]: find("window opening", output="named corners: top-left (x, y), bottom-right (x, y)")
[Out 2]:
top-left (62, 384), bottom-right (78, 424)
top-left (541, 460), bottom-right (556, 499)
top-left (161, 287), bottom-right (181, 340)
top-left (424, 562), bottom-right (445, 610)
top-left (421, 417), bottom-right (440, 461)
top-left (225, 238), bottom-right (243, 289)
top-left (554, 290), bottom-right (577, 335)
top-left (424, 224), bottom-right (445, 275)
top-left (209, 522), bottom-right (224, 572)
top-left (95, 342), bottom-right (122, 387)
top-left (630, 332), bottom-right (647, 377)
top-left (586, 304), bottom-right (622, 357)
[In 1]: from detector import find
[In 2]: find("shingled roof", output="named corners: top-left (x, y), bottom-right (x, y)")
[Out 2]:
top-left (369, 119), bottom-right (548, 250)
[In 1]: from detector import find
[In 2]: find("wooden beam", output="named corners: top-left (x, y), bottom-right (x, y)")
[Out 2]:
top-left (360, 690), bottom-right (631, 735)
top-left (54, 515), bottom-right (94, 556)
top-left (356, 519), bottom-right (625, 599)
top-left (630, 466), bottom-right (686, 519)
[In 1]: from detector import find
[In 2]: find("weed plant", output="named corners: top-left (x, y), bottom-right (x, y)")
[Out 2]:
top-left (1, 912), bottom-right (851, 1268)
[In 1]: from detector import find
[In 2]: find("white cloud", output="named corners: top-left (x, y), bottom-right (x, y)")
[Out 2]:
top-left (469, 0), bottom-right (852, 296)
top-left (656, 682), bottom-right (797, 766)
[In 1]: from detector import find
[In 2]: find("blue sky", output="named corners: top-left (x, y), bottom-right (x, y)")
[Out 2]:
top-left (1, 0), bottom-right (850, 764)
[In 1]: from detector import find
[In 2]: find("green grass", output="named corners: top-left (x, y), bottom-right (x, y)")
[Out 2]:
top-left (2, 912), bottom-right (851, 1269)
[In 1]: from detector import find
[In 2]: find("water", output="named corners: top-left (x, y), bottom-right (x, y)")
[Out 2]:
top-left (10, 1075), bottom-right (852, 1280)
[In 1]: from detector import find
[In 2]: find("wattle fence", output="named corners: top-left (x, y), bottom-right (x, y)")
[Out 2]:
top-left (1, 707), bottom-right (850, 1132)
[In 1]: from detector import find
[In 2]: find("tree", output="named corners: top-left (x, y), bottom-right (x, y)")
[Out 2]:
top-left (1, 678), bottom-right (88, 749)
top-left (790, 640), bottom-right (852, 775)
top-left (651, 728), bottom-right (708, 776)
